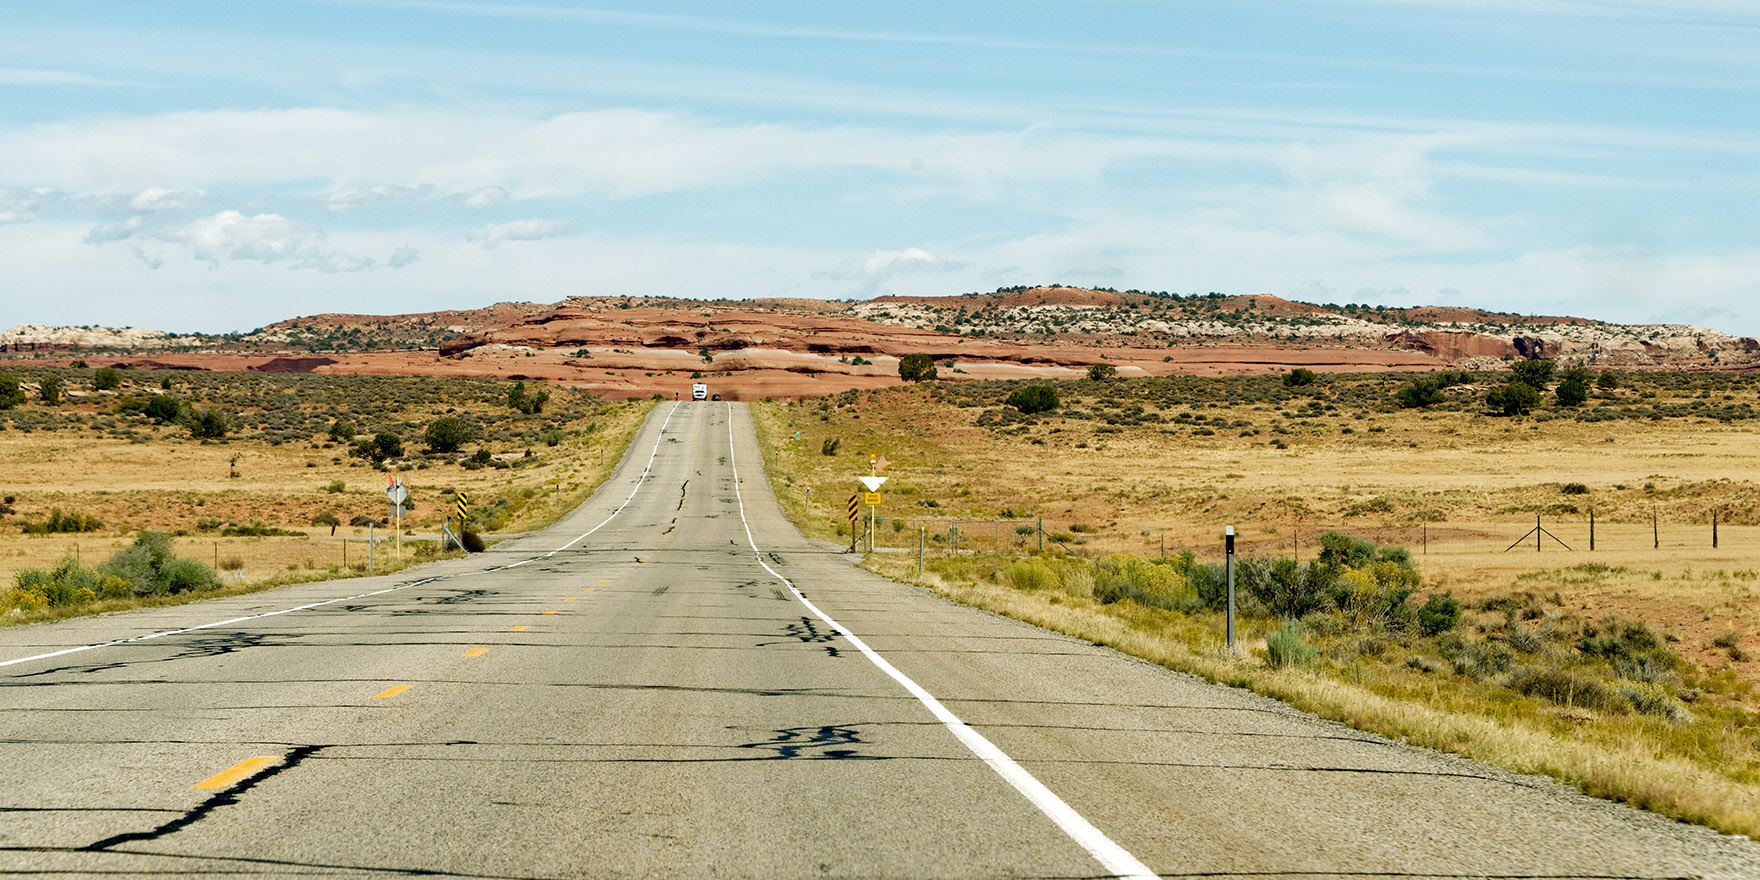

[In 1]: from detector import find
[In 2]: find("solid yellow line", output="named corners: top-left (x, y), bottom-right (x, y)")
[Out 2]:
top-left (463, 648), bottom-right (487, 657)
top-left (374, 684), bottom-right (412, 699)
top-left (542, 610), bottom-right (556, 615)
top-left (564, 597), bottom-right (577, 602)
top-left (194, 756), bottom-right (277, 790)
top-left (511, 625), bottom-right (527, 632)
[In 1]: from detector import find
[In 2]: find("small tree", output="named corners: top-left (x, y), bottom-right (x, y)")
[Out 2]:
top-left (312, 511), bottom-right (341, 536)
top-left (424, 416), bottom-right (473, 453)
top-left (92, 367), bottom-right (122, 391)
top-left (0, 376), bottom-right (24, 410)
top-left (507, 380), bottom-right (550, 414)
top-left (1486, 382), bottom-right (1541, 416)
top-left (898, 354), bottom-right (937, 382)
top-left (1596, 371), bottom-right (1619, 390)
top-left (188, 408), bottom-right (228, 439)
top-left (38, 376), bottom-right (60, 406)
top-left (1509, 359), bottom-right (1556, 389)
top-left (1087, 362), bottom-right (1118, 381)
top-left (1282, 368), bottom-right (1317, 387)
top-left (1394, 378), bottom-right (1446, 409)
top-left (351, 432), bottom-right (403, 464)
top-left (328, 420), bottom-right (357, 443)
top-left (143, 394), bottom-right (180, 423)
top-left (1004, 385), bottom-right (1060, 414)
top-left (1555, 379), bottom-right (1588, 407)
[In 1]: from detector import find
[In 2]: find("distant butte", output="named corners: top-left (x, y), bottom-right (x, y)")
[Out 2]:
top-left (4, 287), bottom-right (1755, 400)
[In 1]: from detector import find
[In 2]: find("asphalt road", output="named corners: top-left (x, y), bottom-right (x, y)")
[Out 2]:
top-left (1, 401), bottom-right (1755, 879)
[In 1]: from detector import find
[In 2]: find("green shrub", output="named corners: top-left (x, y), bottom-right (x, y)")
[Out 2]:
top-left (1265, 620), bottom-right (1317, 668)
top-left (1440, 633), bottom-right (1515, 680)
top-left (323, 479), bottom-right (346, 494)
top-left (1555, 379), bottom-right (1588, 407)
top-left (1394, 377), bottom-right (1447, 408)
top-left (143, 394), bottom-right (181, 423)
top-left (1087, 362), bottom-right (1117, 381)
top-left (1282, 368), bottom-right (1317, 387)
top-left (38, 376), bottom-right (61, 406)
top-left (0, 376), bottom-right (25, 410)
top-left (312, 512), bottom-right (341, 535)
top-left (507, 380), bottom-right (550, 414)
top-left (1507, 665), bottom-right (1626, 713)
top-left (821, 437), bottom-right (840, 456)
top-left (1510, 359), bottom-right (1556, 389)
top-left (461, 529), bottom-right (486, 552)
top-left (1417, 592), bottom-right (1461, 635)
top-left (1561, 482), bottom-right (1589, 495)
top-left (22, 508), bottom-right (103, 534)
top-left (92, 368), bottom-right (122, 391)
top-left (188, 407), bottom-right (229, 439)
top-left (424, 416), bottom-right (473, 453)
top-left (1242, 557), bottom-right (1330, 618)
top-left (1485, 382), bottom-right (1541, 416)
top-left (351, 432), bottom-right (404, 463)
top-left (898, 354), bottom-right (938, 382)
top-left (1003, 559), bottom-right (1057, 592)
top-left (1004, 385), bottom-right (1060, 414)
top-left (328, 420), bottom-right (357, 443)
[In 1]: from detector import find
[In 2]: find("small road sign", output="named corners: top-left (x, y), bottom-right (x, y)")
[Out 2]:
top-left (846, 494), bottom-right (861, 523)
top-left (858, 475), bottom-right (888, 492)
top-left (864, 492), bottom-right (882, 506)
top-left (385, 480), bottom-right (409, 505)
top-left (456, 491), bottom-right (469, 520)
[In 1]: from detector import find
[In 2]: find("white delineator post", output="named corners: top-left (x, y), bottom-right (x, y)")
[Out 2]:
top-left (1225, 525), bottom-right (1237, 654)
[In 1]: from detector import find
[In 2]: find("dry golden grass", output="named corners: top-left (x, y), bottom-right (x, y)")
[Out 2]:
top-left (0, 377), bottom-right (654, 616)
top-left (751, 372), bottom-right (1760, 834)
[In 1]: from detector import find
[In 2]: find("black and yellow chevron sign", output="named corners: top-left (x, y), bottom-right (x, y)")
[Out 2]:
top-left (846, 494), bottom-right (860, 523)
top-left (456, 491), bottom-right (469, 521)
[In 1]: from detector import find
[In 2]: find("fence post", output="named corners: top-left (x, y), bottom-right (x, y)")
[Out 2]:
top-left (1714, 509), bottom-right (1719, 549)
top-left (919, 526), bottom-right (925, 574)
top-left (1225, 525), bottom-right (1237, 654)
top-left (1589, 510), bottom-right (1595, 552)
top-left (1037, 517), bottom-right (1043, 553)
top-left (1654, 504), bottom-right (1659, 549)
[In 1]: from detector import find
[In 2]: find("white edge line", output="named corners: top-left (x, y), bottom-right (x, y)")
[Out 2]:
top-left (0, 402), bottom-right (683, 671)
top-left (721, 402), bottom-right (1160, 880)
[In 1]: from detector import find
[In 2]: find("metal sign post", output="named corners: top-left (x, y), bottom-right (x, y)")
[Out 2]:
top-left (1225, 525), bottom-right (1237, 654)
top-left (858, 475), bottom-right (887, 554)
top-left (386, 476), bottom-right (410, 560)
top-left (456, 491), bottom-right (470, 549)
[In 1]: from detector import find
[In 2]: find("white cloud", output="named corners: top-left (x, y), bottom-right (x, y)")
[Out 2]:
top-left (85, 209), bottom-right (377, 273)
top-left (323, 183), bottom-right (434, 212)
top-left (128, 186), bottom-right (211, 212)
top-left (457, 185), bottom-right (509, 211)
top-left (466, 218), bottom-right (571, 248)
top-left (816, 247), bottom-right (969, 295)
top-left (0, 187), bottom-right (59, 224)
top-left (387, 245), bottom-right (421, 268)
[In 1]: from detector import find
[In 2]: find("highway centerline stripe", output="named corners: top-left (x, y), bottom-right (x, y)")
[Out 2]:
top-left (510, 625), bottom-right (528, 632)
top-left (723, 402), bottom-right (1159, 880)
top-left (542, 610), bottom-right (557, 615)
top-left (0, 403), bottom-right (685, 672)
top-left (194, 756), bottom-right (277, 790)
top-left (463, 648), bottom-right (487, 657)
top-left (565, 598), bottom-right (578, 602)
top-left (374, 685), bottom-right (412, 699)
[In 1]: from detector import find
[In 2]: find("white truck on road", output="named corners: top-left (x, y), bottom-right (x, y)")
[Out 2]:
top-left (691, 383), bottom-right (708, 400)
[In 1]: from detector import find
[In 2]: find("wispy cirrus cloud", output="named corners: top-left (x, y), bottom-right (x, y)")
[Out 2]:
top-left (85, 209), bottom-right (390, 273)
top-left (323, 183), bottom-right (434, 212)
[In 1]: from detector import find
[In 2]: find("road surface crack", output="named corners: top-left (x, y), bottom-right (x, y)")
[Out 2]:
top-left (82, 745), bottom-right (323, 851)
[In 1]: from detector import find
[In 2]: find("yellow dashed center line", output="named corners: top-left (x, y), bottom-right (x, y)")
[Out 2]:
top-left (511, 625), bottom-right (528, 632)
top-left (373, 684), bottom-right (412, 699)
top-left (463, 648), bottom-right (487, 657)
top-left (565, 598), bottom-right (577, 602)
top-left (542, 609), bottom-right (557, 615)
top-left (194, 756), bottom-right (277, 791)
top-left (598, 580), bottom-right (607, 584)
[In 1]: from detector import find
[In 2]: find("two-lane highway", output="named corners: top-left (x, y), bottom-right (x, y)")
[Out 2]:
top-left (0, 402), bottom-right (1755, 878)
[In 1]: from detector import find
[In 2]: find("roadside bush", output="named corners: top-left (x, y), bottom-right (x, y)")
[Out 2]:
top-left (1440, 633), bottom-right (1515, 680)
top-left (1282, 368), bottom-right (1316, 387)
top-left (1507, 665), bottom-right (1625, 714)
top-left (821, 437), bottom-right (840, 456)
top-left (1265, 620), bottom-right (1318, 668)
top-left (507, 380), bottom-right (550, 414)
top-left (11, 555), bottom-right (129, 608)
top-left (460, 529), bottom-right (486, 552)
top-left (38, 376), bottom-right (61, 406)
top-left (1395, 377), bottom-right (1447, 408)
top-left (92, 367), bottom-right (122, 391)
top-left (328, 420), bottom-right (357, 443)
top-left (1555, 379), bottom-right (1589, 407)
top-left (351, 432), bottom-right (403, 464)
top-left (1004, 385), bottom-right (1060, 414)
top-left (1003, 559), bottom-right (1057, 592)
top-left (1087, 362), bottom-right (1118, 381)
top-left (99, 531), bottom-right (220, 596)
top-left (1243, 557), bottom-right (1330, 618)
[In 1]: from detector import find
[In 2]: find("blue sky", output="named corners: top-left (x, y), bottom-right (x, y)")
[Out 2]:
top-left (3, 0), bottom-right (1759, 334)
